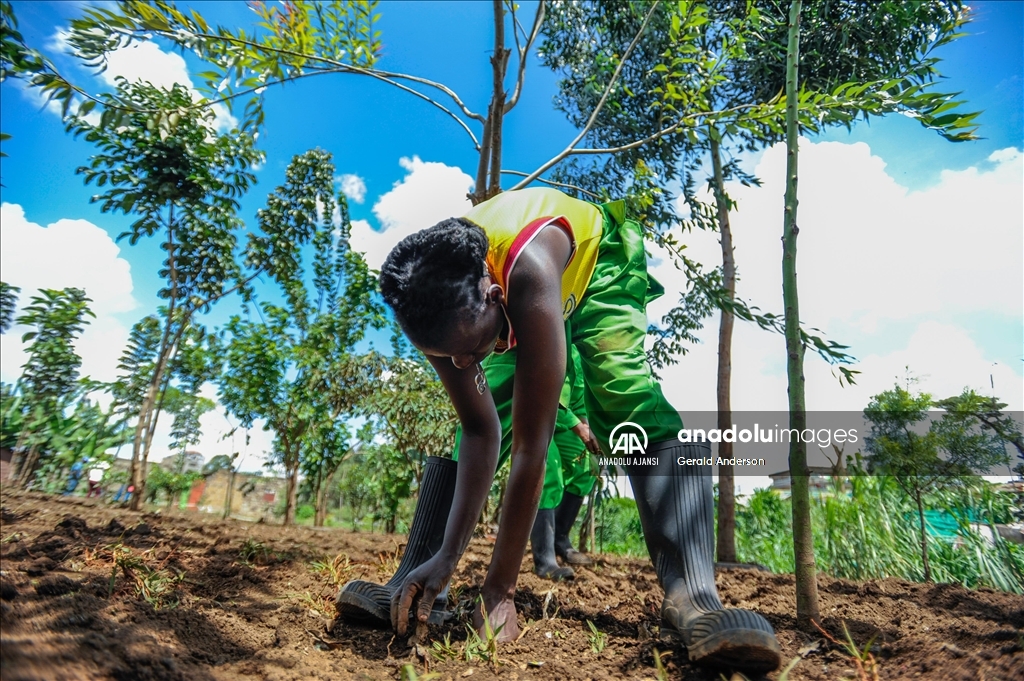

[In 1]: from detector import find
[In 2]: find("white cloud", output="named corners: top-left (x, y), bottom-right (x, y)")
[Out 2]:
top-left (45, 34), bottom-right (238, 132)
top-left (337, 173), bottom-right (367, 204)
top-left (350, 156), bottom-right (474, 270)
top-left (98, 40), bottom-right (192, 92)
top-left (647, 140), bottom-right (1022, 413)
top-left (0, 203), bottom-right (136, 384)
top-left (714, 140), bottom-right (1020, 329)
top-left (140, 383), bottom-right (276, 474)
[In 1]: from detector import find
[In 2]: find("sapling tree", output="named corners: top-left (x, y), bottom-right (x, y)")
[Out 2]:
top-left (10, 287), bottom-right (94, 486)
top-left (299, 419), bottom-right (351, 527)
top-left (934, 389), bottom-right (1024, 476)
top-left (110, 315), bottom-right (162, 428)
top-left (0, 281), bottom-right (19, 332)
top-left (358, 355), bottom-right (458, 486)
top-left (42, 0), bottom-right (809, 211)
top-left (865, 384), bottom-right (1010, 582)
top-left (778, 0), bottom-right (820, 626)
top-left (69, 80), bottom-right (263, 509)
top-left (218, 149), bottom-right (385, 525)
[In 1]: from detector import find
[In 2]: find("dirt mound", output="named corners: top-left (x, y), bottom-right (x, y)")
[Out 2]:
top-left (1, 490), bottom-right (1020, 680)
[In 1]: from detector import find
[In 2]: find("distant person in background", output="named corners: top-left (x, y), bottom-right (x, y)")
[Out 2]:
top-left (86, 460), bottom-right (109, 498)
top-left (112, 482), bottom-right (134, 504)
top-left (63, 457), bottom-right (87, 496)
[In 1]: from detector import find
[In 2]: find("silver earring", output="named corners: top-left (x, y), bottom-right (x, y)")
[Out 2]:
top-left (474, 363), bottom-right (487, 395)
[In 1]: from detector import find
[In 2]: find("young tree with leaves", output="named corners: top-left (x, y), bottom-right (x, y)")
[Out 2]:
top-left (69, 80), bottom-right (262, 509)
top-left (865, 384), bottom-right (1010, 581)
top-left (934, 389), bottom-right (1024, 476)
top-left (9, 288), bottom-right (94, 486)
top-left (779, 0), bottom-right (820, 626)
top-left (0, 281), bottom-right (19, 332)
top-left (218, 149), bottom-right (385, 525)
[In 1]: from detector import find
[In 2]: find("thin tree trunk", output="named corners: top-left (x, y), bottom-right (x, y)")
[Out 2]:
top-left (9, 429), bottom-right (30, 482)
top-left (470, 0), bottom-right (509, 205)
top-left (224, 467), bottom-right (235, 519)
top-left (487, 0), bottom-right (509, 199)
top-left (579, 475), bottom-right (599, 553)
top-left (711, 134), bottom-right (737, 564)
top-left (491, 473), bottom-right (508, 526)
top-left (131, 326), bottom-right (186, 511)
top-left (314, 460), bottom-right (327, 527)
top-left (284, 451), bottom-right (299, 526)
top-left (473, 118), bottom-right (493, 204)
top-left (131, 208), bottom-right (183, 510)
top-left (915, 492), bottom-right (932, 582)
top-left (781, 0), bottom-right (820, 629)
top-left (16, 444), bottom-right (39, 489)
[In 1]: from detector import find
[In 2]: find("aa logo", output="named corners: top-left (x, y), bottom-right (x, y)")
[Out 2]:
top-left (609, 422), bottom-right (648, 455)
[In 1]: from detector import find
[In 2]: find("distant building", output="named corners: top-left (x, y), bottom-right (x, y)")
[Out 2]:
top-left (160, 450), bottom-right (205, 474)
top-left (188, 469), bottom-right (287, 521)
top-left (768, 466), bottom-right (840, 495)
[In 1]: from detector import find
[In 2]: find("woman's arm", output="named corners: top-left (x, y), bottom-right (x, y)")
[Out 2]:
top-left (392, 354), bottom-right (501, 634)
top-left (480, 227), bottom-right (571, 604)
top-left (431, 355), bottom-right (503, 564)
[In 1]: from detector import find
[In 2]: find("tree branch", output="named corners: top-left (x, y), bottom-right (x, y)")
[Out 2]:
top-left (190, 267), bottom-right (267, 313)
top-left (107, 24), bottom-right (486, 123)
top-left (509, 1), bottom-right (660, 190)
top-left (504, 0), bottom-right (545, 114)
top-left (500, 169), bottom-right (602, 201)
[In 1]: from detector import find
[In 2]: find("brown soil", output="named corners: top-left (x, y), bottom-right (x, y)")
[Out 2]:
top-left (1, 490), bottom-right (1021, 681)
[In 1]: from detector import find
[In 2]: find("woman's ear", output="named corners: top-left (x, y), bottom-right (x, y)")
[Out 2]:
top-left (485, 283), bottom-right (505, 306)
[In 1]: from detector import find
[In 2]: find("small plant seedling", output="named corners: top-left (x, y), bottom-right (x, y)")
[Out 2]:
top-left (399, 664), bottom-right (439, 681)
top-left (239, 538), bottom-right (271, 566)
top-left (463, 599), bottom-right (504, 669)
top-left (104, 542), bottom-right (184, 609)
top-left (430, 632), bottom-right (458, 662)
top-left (586, 620), bottom-right (607, 653)
top-left (652, 647), bottom-right (671, 681)
top-left (813, 620), bottom-right (880, 681)
top-left (777, 656), bottom-right (803, 681)
top-left (295, 590), bottom-right (334, 617)
top-left (479, 600), bottom-right (503, 669)
top-left (309, 552), bottom-right (356, 587)
top-left (376, 541), bottom-right (402, 580)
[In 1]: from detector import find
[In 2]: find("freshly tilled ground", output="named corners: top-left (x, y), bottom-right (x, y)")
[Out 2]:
top-left (1, 489), bottom-right (1021, 680)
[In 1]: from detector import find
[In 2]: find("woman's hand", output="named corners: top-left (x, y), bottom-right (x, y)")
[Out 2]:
top-left (390, 553), bottom-right (456, 636)
top-left (571, 420), bottom-right (603, 456)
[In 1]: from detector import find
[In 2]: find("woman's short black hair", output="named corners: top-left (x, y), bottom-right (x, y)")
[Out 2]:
top-left (379, 217), bottom-right (489, 348)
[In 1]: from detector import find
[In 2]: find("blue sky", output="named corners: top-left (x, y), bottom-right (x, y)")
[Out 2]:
top-left (1, 1), bottom-right (1021, 475)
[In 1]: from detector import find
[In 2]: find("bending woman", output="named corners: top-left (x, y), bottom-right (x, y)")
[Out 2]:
top-left (339, 188), bottom-right (781, 673)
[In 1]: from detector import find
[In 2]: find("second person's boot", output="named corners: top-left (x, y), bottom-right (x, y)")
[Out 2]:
top-left (336, 456), bottom-right (457, 627)
top-left (554, 492), bottom-right (593, 566)
top-left (531, 508), bottom-right (575, 581)
top-left (629, 440), bottom-right (781, 673)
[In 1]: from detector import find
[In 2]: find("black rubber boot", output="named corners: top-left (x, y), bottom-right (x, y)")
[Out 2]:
top-left (630, 441), bottom-right (781, 673)
top-left (554, 492), bottom-right (593, 566)
top-left (531, 508), bottom-right (575, 581)
top-left (336, 456), bottom-right (457, 627)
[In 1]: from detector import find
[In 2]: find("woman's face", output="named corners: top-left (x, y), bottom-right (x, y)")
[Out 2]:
top-left (415, 279), bottom-right (505, 369)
